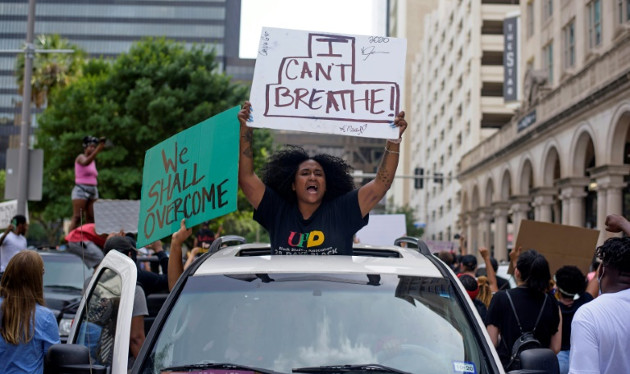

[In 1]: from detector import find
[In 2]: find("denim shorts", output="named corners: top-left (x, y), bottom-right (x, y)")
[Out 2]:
top-left (72, 184), bottom-right (99, 200)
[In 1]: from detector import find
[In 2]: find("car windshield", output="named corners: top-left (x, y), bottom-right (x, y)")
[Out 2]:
top-left (140, 273), bottom-right (492, 374)
top-left (43, 254), bottom-right (92, 290)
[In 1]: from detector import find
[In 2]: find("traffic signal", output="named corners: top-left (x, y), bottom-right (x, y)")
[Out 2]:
top-left (434, 172), bottom-right (443, 184)
top-left (414, 167), bottom-right (424, 189)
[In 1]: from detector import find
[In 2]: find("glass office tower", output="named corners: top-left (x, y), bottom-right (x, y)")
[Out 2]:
top-left (0, 0), bottom-right (253, 166)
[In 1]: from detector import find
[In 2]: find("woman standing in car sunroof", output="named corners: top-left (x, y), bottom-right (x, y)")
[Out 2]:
top-left (236, 100), bottom-right (407, 255)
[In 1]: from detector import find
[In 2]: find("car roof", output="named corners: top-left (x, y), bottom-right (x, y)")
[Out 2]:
top-left (38, 250), bottom-right (81, 259)
top-left (192, 243), bottom-right (444, 278)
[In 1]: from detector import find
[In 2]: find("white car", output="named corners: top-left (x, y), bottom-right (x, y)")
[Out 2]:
top-left (45, 237), bottom-right (557, 374)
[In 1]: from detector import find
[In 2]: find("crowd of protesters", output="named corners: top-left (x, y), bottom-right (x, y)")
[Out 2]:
top-left (436, 213), bottom-right (630, 373)
top-left (2, 199), bottom-right (630, 374)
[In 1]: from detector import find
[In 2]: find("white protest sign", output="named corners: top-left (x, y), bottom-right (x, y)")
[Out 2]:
top-left (0, 200), bottom-right (28, 228)
top-left (249, 27), bottom-right (407, 139)
top-left (355, 214), bottom-right (406, 246)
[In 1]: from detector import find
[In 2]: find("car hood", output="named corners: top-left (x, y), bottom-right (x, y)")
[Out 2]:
top-left (44, 288), bottom-right (83, 313)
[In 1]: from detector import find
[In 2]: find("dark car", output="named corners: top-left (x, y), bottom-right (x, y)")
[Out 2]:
top-left (40, 249), bottom-right (93, 342)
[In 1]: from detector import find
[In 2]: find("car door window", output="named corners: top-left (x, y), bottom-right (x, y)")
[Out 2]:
top-left (73, 268), bottom-right (122, 366)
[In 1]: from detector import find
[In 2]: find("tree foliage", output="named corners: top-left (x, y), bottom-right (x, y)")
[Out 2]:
top-left (35, 37), bottom-right (262, 239)
top-left (16, 34), bottom-right (86, 108)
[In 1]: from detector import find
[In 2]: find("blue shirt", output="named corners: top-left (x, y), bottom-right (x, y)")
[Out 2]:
top-left (0, 298), bottom-right (60, 374)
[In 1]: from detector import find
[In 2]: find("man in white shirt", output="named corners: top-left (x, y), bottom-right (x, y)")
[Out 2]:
top-left (0, 214), bottom-right (28, 278)
top-left (569, 214), bottom-right (630, 374)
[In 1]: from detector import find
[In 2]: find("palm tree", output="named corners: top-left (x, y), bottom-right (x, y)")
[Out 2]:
top-left (15, 34), bottom-right (86, 108)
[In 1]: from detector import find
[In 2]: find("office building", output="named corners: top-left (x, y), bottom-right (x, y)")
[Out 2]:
top-left (0, 0), bottom-right (253, 167)
top-left (409, 0), bottom-right (519, 247)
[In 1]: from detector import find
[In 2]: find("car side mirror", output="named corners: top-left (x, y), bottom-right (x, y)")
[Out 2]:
top-left (45, 344), bottom-right (107, 374)
top-left (507, 348), bottom-right (560, 374)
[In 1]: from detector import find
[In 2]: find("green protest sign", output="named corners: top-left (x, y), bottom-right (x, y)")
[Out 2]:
top-left (137, 106), bottom-right (239, 247)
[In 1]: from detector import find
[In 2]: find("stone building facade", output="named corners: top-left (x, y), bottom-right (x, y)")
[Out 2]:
top-left (458, 0), bottom-right (630, 261)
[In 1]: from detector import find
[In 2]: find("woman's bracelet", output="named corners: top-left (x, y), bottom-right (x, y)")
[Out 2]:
top-left (384, 146), bottom-right (400, 155)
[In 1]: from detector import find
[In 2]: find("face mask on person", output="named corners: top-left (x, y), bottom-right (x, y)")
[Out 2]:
top-left (598, 266), bottom-right (605, 294)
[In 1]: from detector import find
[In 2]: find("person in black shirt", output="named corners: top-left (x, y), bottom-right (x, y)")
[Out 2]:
top-left (554, 265), bottom-right (593, 374)
top-left (458, 273), bottom-right (487, 322)
top-left (237, 101), bottom-right (407, 255)
top-left (490, 257), bottom-right (511, 291)
top-left (486, 249), bottom-right (562, 369)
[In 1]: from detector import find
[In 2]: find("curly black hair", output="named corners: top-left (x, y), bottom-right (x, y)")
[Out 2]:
top-left (260, 145), bottom-right (355, 203)
top-left (596, 236), bottom-right (630, 273)
top-left (555, 265), bottom-right (587, 297)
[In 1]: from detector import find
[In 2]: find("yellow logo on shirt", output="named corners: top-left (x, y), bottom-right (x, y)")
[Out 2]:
top-left (287, 230), bottom-right (324, 248)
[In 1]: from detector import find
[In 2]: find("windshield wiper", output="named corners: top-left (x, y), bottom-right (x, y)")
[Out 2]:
top-left (44, 285), bottom-right (82, 291)
top-left (292, 364), bottom-right (411, 373)
top-left (162, 362), bottom-right (283, 374)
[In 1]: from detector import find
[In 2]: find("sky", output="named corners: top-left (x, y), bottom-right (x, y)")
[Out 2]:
top-left (239, 0), bottom-right (387, 59)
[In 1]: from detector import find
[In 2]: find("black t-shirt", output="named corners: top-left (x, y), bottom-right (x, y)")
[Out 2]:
top-left (497, 276), bottom-right (510, 290)
top-left (253, 187), bottom-right (368, 255)
top-left (473, 298), bottom-right (488, 323)
top-left (558, 292), bottom-right (594, 351)
top-left (486, 287), bottom-right (560, 366)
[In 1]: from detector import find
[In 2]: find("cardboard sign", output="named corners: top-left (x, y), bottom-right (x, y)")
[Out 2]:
top-left (355, 214), bottom-right (406, 246)
top-left (0, 200), bottom-right (28, 229)
top-left (249, 27), bottom-right (407, 139)
top-left (512, 220), bottom-right (599, 276)
top-left (137, 107), bottom-right (239, 247)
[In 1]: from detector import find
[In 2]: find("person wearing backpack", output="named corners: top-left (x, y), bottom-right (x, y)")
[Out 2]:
top-left (486, 249), bottom-right (562, 370)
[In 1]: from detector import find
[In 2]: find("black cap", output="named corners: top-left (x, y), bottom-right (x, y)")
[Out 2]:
top-left (82, 136), bottom-right (99, 148)
top-left (461, 255), bottom-right (477, 269)
top-left (104, 236), bottom-right (137, 254)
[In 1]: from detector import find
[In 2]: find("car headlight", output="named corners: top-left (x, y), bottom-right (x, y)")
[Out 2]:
top-left (58, 317), bottom-right (74, 336)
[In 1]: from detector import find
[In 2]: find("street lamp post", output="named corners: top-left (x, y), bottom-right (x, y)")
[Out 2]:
top-left (17, 0), bottom-right (36, 215)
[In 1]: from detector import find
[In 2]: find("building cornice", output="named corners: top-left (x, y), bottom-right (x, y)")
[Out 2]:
top-left (458, 33), bottom-right (630, 180)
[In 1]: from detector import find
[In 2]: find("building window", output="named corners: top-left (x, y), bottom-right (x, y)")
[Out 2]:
top-left (587, 0), bottom-right (602, 50)
top-left (543, 0), bottom-right (553, 21)
top-left (544, 41), bottom-right (554, 85)
top-left (618, 0), bottom-right (630, 24)
top-left (527, 2), bottom-right (535, 37)
top-left (563, 20), bottom-right (575, 69)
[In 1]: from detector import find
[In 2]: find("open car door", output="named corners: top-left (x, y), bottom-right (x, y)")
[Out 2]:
top-left (45, 250), bottom-right (138, 374)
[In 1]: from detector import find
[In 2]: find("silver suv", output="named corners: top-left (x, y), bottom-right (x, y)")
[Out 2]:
top-left (46, 237), bottom-right (558, 374)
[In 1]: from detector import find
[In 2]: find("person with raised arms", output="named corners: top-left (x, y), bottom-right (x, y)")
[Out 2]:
top-left (236, 100), bottom-right (407, 256)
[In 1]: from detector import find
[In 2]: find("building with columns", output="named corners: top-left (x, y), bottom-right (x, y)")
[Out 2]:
top-left (458, 0), bottom-right (630, 262)
top-left (408, 0), bottom-right (519, 244)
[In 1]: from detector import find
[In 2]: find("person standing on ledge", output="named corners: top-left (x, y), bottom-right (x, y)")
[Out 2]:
top-left (69, 136), bottom-right (105, 231)
top-left (236, 100), bottom-right (407, 255)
